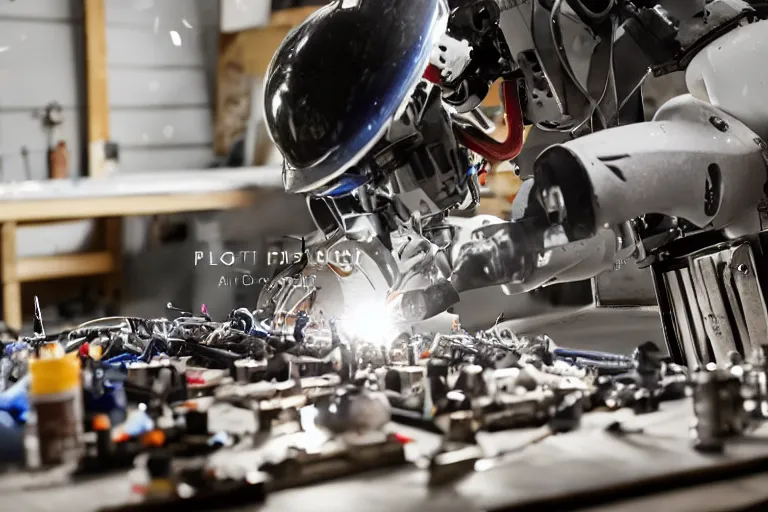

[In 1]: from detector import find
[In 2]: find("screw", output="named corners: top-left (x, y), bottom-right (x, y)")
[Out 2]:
top-left (737, 263), bottom-right (749, 275)
top-left (709, 116), bottom-right (729, 132)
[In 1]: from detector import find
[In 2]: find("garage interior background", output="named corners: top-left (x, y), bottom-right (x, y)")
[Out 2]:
top-left (0, 0), bottom-right (686, 333)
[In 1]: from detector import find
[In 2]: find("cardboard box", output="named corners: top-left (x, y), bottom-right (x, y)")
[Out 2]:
top-left (214, 7), bottom-right (320, 156)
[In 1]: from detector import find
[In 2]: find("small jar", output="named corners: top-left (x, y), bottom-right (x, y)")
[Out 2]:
top-left (29, 352), bottom-right (84, 467)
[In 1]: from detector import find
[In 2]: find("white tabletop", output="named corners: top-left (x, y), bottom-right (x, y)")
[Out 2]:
top-left (0, 167), bottom-right (284, 202)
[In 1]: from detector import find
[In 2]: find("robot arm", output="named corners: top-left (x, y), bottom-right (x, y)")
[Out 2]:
top-left (450, 91), bottom-right (768, 296)
top-left (397, 0), bottom-right (768, 320)
top-left (260, 0), bottom-right (768, 330)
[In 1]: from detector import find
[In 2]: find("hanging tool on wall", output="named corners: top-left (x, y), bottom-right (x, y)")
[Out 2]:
top-left (36, 102), bottom-right (69, 179)
top-left (20, 146), bottom-right (31, 181)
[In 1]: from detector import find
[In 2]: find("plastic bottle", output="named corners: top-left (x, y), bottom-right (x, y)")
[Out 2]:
top-left (29, 351), bottom-right (84, 466)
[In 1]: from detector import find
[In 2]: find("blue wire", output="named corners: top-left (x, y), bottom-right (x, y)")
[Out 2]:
top-left (0, 375), bottom-right (30, 424)
top-left (3, 342), bottom-right (29, 357)
top-left (105, 353), bottom-right (139, 366)
top-left (461, 165), bottom-right (478, 186)
top-left (553, 348), bottom-right (632, 363)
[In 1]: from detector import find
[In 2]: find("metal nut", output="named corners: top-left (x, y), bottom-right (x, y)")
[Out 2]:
top-left (709, 116), bottom-right (729, 132)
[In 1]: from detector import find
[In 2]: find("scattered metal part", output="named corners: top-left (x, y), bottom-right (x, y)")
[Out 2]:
top-left (691, 369), bottom-right (746, 453)
top-left (605, 421), bottom-right (644, 436)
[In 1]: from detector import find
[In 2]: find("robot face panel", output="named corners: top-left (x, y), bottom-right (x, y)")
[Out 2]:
top-left (301, 80), bottom-right (475, 239)
top-left (386, 82), bottom-right (474, 214)
top-left (263, 0), bottom-right (450, 194)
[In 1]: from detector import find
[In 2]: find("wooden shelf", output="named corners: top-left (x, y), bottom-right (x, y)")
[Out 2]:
top-left (0, 190), bottom-right (261, 223)
top-left (0, 181), bottom-right (269, 331)
top-left (16, 252), bottom-right (115, 283)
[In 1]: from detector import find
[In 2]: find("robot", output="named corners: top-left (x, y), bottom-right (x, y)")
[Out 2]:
top-left (258, 0), bottom-right (768, 370)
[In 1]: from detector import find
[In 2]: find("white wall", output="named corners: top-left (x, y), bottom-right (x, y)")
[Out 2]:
top-left (105, 0), bottom-right (220, 172)
top-left (0, 0), bottom-right (85, 181)
top-left (0, 0), bottom-right (95, 258)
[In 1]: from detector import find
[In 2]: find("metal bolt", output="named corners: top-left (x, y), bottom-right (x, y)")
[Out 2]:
top-left (709, 116), bottom-right (729, 132)
top-left (737, 263), bottom-right (749, 275)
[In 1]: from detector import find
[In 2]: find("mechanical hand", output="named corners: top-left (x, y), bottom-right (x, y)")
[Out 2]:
top-left (387, 232), bottom-right (460, 323)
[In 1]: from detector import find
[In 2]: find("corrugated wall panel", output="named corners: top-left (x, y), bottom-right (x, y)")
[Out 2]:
top-left (0, 0), bottom-right (82, 20)
top-left (105, 0), bottom-right (219, 29)
top-left (111, 108), bottom-right (213, 148)
top-left (106, 0), bottom-right (218, 172)
top-left (0, 109), bottom-right (83, 179)
top-left (0, 2), bottom-right (90, 256)
top-left (119, 147), bottom-right (215, 171)
top-left (106, 26), bottom-right (211, 68)
top-left (109, 68), bottom-right (209, 107)
top-left (0, 15), bottom-right (84, 181)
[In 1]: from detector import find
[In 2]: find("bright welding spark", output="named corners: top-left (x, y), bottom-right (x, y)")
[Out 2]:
top-left (340, 300), bottom-right (400, 347)
top-left (299, 405), bottom-right (328, 451)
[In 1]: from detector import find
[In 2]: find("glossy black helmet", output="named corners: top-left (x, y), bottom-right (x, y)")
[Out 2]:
top-left (264, 0), bottom-right (448, 194)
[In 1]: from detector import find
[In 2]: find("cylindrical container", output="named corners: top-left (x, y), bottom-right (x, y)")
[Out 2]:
top-left (29, 352), bottom-right (84, 466)
top-left (691, 369), bottom-right (744, 453)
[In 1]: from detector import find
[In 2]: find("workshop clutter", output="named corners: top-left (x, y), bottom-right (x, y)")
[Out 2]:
top-left (1, 293), bottom-right (753, 509)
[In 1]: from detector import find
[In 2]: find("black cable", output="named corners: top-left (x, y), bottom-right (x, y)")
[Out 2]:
top-left (566, 0), bottom-right (616, 21)
top-left (608, 14), bottom-right (619, 126)
top-left (569, 14), bottom-right (616, 134)
top-left (550, 0), bottom-right (608, 130)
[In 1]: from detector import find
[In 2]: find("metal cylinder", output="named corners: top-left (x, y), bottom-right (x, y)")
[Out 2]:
top-left (691, 370), bottom-right (744, 453)
top-left (29, 352), bottom-right (84, 467)
top-left (652, 232), bottom-right (768, 368)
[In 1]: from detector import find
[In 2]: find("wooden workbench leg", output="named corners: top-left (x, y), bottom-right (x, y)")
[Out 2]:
top-left (1, 222), bottom-right (21, 332)
top-left (103, 217), bottom-right (123, 316)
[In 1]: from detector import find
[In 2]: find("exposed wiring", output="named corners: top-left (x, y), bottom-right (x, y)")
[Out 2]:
top-left (567, 0), bottom-right (616, 20)
top-left (530, 0), bottom-right (569, 133)
top-left (550, 0), bottom-right (608, 130)
top-left (568, 15), bottom-right (617, 135)
top-left (608, 15), bottom-right (619, 126)
top-left (618, 68), bottom-right (652, 113)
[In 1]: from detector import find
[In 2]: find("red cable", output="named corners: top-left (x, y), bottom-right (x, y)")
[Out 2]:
top-left (423, 62), bottom-right (525, 162)
top-left (423, 64), bottom-right (442, 84)
top-left (456, 80), bottom-right (525, 162)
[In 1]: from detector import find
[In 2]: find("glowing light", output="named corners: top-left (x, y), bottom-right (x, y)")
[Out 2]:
top-left (299, 405), bottom-right (318, 432)
top-left (299, 405), bottom-right (328, 451)
top-left (170, 31), bottom-right (182, 47)
top-left (340, 299), bottom-right (400, 346)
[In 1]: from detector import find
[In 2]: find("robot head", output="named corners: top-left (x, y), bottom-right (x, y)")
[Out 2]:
top-left (264, 0), bottom-right (449, 195)
top-left (264, 0), bottom-right (525, 240)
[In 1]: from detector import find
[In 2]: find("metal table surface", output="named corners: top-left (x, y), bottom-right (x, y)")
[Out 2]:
top-left (5, 308), bottom-right (767, 512)
top-left (5, 398), bottom-right (768, 512)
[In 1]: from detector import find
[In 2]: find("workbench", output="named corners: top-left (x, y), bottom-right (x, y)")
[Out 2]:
top-left (0, 167), bottom-right (283, 332)
top-left (4, 308), bottom-right (768, 512)
top-left (5, 398), bottom-right (768, 512)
